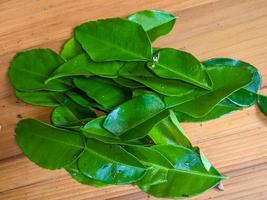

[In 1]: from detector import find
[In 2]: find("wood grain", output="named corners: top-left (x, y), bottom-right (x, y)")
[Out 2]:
top-left (0, 0), bottom-right (266, 199)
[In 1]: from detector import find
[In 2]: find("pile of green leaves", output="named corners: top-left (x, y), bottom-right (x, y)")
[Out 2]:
top-left (8, 10), bottom-right (267, 199)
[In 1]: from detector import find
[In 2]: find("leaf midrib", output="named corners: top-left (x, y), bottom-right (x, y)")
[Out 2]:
top-left (154, 62), bottom-right (209, 88)
top-left (85, 147), bottom-right (145, 170)
top-left (25, 131), bottom-right (84, 149)
top-left (80, 31), bottom-right (150, 61)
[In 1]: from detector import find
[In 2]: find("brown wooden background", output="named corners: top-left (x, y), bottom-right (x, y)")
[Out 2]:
top-left (0, 0), bottom-right (267, 199)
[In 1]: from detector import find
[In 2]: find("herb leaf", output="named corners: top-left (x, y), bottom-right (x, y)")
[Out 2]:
top-left (78, 139), bottom-right (146, 184)
top-left (75, 18), bottom-right (152, 61)
top-left (149, 48), bottom-right (212, 90)
top-left (128, 10), bottom-right (176, 42)
top-left (16, 119), bottom-right (84, 169)
top-left (8, 49), bottom-right (70, 92)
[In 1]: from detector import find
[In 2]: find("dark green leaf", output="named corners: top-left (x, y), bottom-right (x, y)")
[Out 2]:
top-left (149, 110), bottom-right (192, 148)
top-left (65, 161), bottom-right (109, 187)
top-left (175, 100), bottom-right (241, 122)
top-left (65, 91), bottom-right (93, 108)
top-left (128, 10), bottom-right (176, 42)
top-left (203, 58), bottom-right (262, 107)
top-left (60, 38), bottom-right (83, 61)
top-left (174, 66), bottom-right (253, 117)
top-left (16, 90), bottom-right (65, 107)
top-left (119, 62), bottom-right (200, 96)
top-left (51, 99), bottom-right (96, 127)
top-left (16, 119), bottom-right (84, 169)
top-left (75, 18), bottom-right (152, 61)
top-left (8, 49), bottom-right (70, 92)
top-left (78, 139), bottom-right (146, 184)
top-left (74, 76), bottom-right (131, 110)
top-left (257, 94), bottom-right (267, 116)
top-left (46, 53), bottom-right (123, 83)
top-left (149, 48), bottom-right (212, 89)
top-left (103, 94), bottom-right (165, 136)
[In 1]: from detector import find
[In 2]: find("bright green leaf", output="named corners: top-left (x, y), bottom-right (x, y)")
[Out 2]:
top-left (128, 10), bottom-right (176, 42)
top-left (149, 48), bottom-right (212, 89)
top-left (174, 66), bottom-right (253, 117)
top-left (16, 119), bottom-right (84, 169)
top-left (78, 139), bottom-right (146, 184)
top-left (60, 38), bottom-right (83, 61)
top-left (75, 18), bottom-right (152, 61)
top-left (8, 49), bottom-right (70, 92)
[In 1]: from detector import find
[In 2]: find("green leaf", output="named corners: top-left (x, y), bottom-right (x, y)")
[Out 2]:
top-left (65, 161), bottom-right (109, 187)
top-left (113, 77), bottom-right (145, 89)
top-left (82, 116), bottom-right (129, 144)
top-left (149, 110), bottom-right (192, 148)
top-left (16, 119), bottom-right (84, 169)
top-left (75, 18), bottom-right (152, 61)
top-left (15, 90), bottom-right (65, 107)
top-left (74, 76), bottom-right (131, 110)
top-left (60, 38), bottom-right (83, 61)
top-left (103, 94), bottom-right (165, 136)
top-left (51, 99), bottom-right (96, 127)
top-left (175, 99), bottom-right (240, 122)
top-left (139, 144), bottom-right (225, 198)
top-left (128, 10), bottom-right (176, 42)
top-left (203, 58), bottom-right (262, 107)
top-left (257, 94), bottom-right (267, 116)
top-left (119, 62), bottom-right (201, 96)
top-left (173, 66), bottom-right (253, 117)
top-left (46, 53), bottom-right (123, 83)
top-left (78, 139), bottom-right (146, 184)
top-left (124, 145), bottom-right (174, 186)
top-left (148, 48), bottom-right (212, 89)
top-left (163, 90), bottom-right (205, 108)
top-left (8, 49), bottom-right (70, 92)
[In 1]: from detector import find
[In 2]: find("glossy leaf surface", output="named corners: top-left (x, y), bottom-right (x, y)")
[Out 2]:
top-left (175, 101), bottom-right (240, 122)
top-left (149, 110), bottom-right (192, 148)
top-left (65, 161), bottom-right (109, 187)
top-left (74, 77), bottom-right (131, 110)
top-left (203, 58), bottom-right (261, 107)
top-left (119, 62), bottom-right (199, 96)
top-left (140, 145), bottom-right (225, 198)
top-left (8, 49), bottom-right (70, 92)
top-left (103, 94), bottom-right (165, 136)
top-left (16, 119), bottom-right (84, 169)
top-left (128, 10), bottom-right (176, 42)
top-left (78, 139), bottom-right (146, 184)
top-left (16, 90), bottom-right (65, 107)
top-left (125, 145), bottom-right (174, 186)
top-left (149, 48), bottom-right (212, 89)
top-left (47, 53), bottom-right (123, 83)
top-left (75, 18), bottom-right (152, 61)
top-left (60, 38), bottom-right (83, 61)
top-left (174, 66), bottom-right (253, 117)
top-left (82, 116), bottom-right (129, 144)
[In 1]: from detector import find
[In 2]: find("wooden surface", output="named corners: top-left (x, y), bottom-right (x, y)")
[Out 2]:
top-left (0, 0), bottom-right (267, 199)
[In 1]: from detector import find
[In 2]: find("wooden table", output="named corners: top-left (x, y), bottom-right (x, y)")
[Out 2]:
top-left (0, 0), bottom-right (267, 199)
